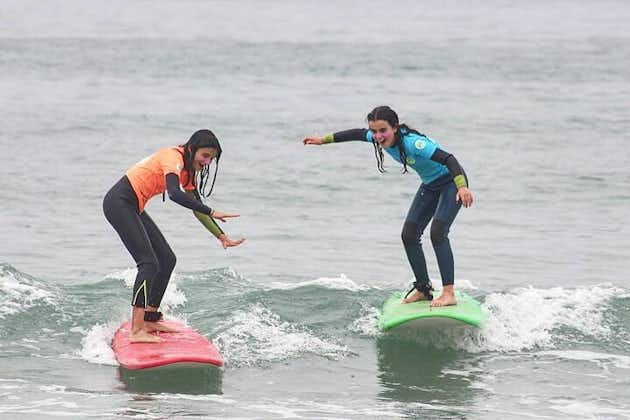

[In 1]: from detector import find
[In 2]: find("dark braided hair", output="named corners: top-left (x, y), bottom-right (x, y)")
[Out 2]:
top-left (179, 129), bottom-right (222, 199)
top-left (366, 105), bottom-right (424, 174)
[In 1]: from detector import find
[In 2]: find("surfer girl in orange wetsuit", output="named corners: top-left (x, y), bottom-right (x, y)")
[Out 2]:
top-left (103, 129), bottom-right (245, 343)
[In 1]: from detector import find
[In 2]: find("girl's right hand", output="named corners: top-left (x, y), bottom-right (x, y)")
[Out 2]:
top-left (303, 136), bottom-right (324, 145)
top-left (210, 210), bottom-right (240, 222)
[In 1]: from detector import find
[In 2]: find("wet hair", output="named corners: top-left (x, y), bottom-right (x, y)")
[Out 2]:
top-left (366, 105), bottom-right (423, 174)
top-left (180, 129), bottom-right (222, 199)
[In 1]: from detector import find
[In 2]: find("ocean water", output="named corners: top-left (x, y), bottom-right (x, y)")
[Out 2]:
top-left (1, 1), bottom-right (629, 418)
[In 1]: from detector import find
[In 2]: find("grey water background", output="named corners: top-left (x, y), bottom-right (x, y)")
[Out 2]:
top-left (1, 0), bottom-right (630, 418)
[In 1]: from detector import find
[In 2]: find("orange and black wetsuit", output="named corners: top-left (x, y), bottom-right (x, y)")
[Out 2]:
top-left (103, 146), bottom-right (222, 309)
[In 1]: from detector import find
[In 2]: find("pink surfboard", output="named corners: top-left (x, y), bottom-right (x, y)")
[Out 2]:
top-left (112, 320), bottom-right (223, 370)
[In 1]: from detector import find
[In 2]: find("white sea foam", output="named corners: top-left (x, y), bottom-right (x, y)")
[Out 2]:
top-left (77, 321), bottom-right (119, 366)
top-left (157, 273), bottom-right (187, 314)
top-left (215, 304), bottom-right (351, 366)
top-left (267, 273), bottom-right (375, 292)
top-left (103, 267), bottom-right (136, 285)
top-left (550, 398), bottom-right (630, 419)
top-left (0, 268), bottom-right (57, 319)
top-left (540, 349), bottom-right (630, 370)
top-left (247, 399), bottom-right (460, 419)
top-left (349, 305), bottom-right (381, 337)
top-left (453, 278), bottom-right (479, 290)
top-left (152, 393), bottom-right (236, 404)
top-left (466, 284), bottom-right (622, 352)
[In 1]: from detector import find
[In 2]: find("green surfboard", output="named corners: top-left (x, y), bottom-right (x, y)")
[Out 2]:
top-left (378, 290), bottom-right (485, 330)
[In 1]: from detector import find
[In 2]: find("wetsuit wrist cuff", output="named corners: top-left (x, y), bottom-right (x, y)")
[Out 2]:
top-left (322, 133), bottom-right (334, 144)
top-left (454, 175), bottom-right (467, 189)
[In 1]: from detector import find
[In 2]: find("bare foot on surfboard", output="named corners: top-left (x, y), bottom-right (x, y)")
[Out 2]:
top-left (130, 330), bottom-right (162, 343)
top-left (403, 290), bottom-right (431, 304)
top-left (145, 321), bottom-right (178, 333)
top-left (430, 293), bottom-right (457, 307)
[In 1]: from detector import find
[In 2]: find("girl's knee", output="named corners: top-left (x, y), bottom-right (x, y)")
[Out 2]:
top-left (160, 251), bottom-right (177, 274)
top-left (430, 219), bottom-right (450, 245)
top-left (401, 221), bottom-right (420, 246)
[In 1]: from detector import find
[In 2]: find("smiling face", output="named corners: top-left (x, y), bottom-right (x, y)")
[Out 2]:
top-left (192, 147), bottom-right (218, 170)
top-left (368, 119), bottom-right (398, 148)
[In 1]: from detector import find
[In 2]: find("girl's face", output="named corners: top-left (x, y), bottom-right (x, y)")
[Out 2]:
top-left (368, 119), bottom-right (397, 148)
top-left (193, 147), bottom-right (218, 170)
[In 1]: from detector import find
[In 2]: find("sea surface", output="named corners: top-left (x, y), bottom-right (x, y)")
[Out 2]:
top-left (1, 1), bottom-right (629, 418)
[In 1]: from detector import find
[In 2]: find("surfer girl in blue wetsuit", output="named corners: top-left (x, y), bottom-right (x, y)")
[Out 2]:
top-left (103, 129), bottom-right (245, 343)
top-left (303, 106), bottom-right (473, 307)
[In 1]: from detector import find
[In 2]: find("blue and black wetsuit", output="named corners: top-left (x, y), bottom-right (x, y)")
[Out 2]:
top-left (326, 128), bottom-right (468, 294)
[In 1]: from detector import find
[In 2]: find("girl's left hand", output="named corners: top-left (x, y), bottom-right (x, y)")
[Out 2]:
top-left (218, 234), bottom-right (246, 249)
top-left (456, 187), bottom-right (474, 208)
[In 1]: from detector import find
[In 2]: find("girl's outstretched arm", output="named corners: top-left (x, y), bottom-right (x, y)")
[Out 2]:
top-left (303, 129), bottom-right (369, 145)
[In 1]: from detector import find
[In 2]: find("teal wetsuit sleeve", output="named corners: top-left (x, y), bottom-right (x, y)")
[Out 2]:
top-left (185, 191), bottom-right (225, 239)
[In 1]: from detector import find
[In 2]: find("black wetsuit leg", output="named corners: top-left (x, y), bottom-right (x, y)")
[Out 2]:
top-left (139, 212), bottom-right (176, 308)
top-left (103, 176), bottom-right (170, 308)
